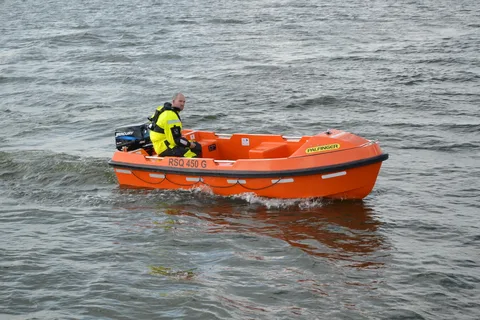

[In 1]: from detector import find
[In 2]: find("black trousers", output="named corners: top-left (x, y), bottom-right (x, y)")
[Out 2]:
top-left (160, 142), bottom-right (202, 158)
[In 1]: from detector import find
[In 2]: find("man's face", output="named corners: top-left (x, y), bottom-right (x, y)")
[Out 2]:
top-left (173, 95), bottom-right (186, 111)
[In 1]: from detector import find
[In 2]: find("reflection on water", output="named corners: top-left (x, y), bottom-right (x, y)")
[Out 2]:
top-left (160, 198), bottom-right (387, 268)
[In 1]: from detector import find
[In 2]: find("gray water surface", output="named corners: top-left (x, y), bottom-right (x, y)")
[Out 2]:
top-left (1, 0), bottom-right (479, 319)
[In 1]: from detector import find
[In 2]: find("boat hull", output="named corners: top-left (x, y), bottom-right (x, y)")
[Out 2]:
top-left (109, 131), bottom-right (388, 199)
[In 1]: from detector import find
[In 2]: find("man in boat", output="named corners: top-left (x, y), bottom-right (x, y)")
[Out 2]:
top-left (148, 93), bottom-right (202, 158)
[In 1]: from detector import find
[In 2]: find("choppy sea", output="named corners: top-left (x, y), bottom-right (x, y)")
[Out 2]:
top-left (1, 0), bottom-right (479, 319)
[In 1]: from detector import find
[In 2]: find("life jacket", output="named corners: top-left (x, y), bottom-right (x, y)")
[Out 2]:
top-left (148, 103), bottom-right (182, 134)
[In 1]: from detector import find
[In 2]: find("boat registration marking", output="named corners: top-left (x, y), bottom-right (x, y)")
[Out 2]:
top-left (149, 173), bottom-right (165, 179)
top-left (305, 143), bottom-right (340, 154)
top-left (115, 169), bottom-right (132, 174)
top-left (168, 158), bottom-right (207, 169)
top-left (272, 178), bottom-right (294, 184)
top-left (322, 171), bottom-right (347, 179)
top-left (227, 179), bottom-right (246, 184)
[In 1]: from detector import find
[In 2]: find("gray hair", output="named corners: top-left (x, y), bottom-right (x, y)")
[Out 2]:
top-left (172, 92), bottom-right (184, 100)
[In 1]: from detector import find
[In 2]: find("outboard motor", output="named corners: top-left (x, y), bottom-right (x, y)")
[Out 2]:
top-left (115, 123), bottom-right (152, 153)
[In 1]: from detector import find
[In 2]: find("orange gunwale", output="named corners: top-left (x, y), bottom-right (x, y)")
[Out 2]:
top-left (109, 154), bottom-right (388, 178)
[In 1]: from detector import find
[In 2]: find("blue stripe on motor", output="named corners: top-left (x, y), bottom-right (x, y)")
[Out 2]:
top-left (117, 136), bottom-right (137, 140)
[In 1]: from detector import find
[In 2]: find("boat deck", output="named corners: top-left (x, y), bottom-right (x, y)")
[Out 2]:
top-left (184, 130), bottom-right (311, 160)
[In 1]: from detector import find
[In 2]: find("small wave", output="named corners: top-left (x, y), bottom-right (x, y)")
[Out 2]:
top-left (64, 104), bottom-right (113, 112)
top-left (286, 96), bottom-right (338, 110)
top-left (437, 73), bottom-right (480, 82)
top-left (242, 64), bottom-right (281, 71)
top-left (304, 96), bottom-right (338, 106)
top-left (0, 75), bottom-right (37, 84)
top-left (391, 72), bottom-right (480, 86)
top-left (171, 19), bottom-right (198, 25)
top-left (438, 123), bottom-right (480, 134)
top-left (80, 53), bottom-right (133, 63)
top-left (400, 79), bottom-right (424, 86)
top-left (414, 57), bottom-right (470, 66)
top-left (198, 113), bottom-right (229, 121)
top-left (417, 73), bottom-right (480, 84)
top-left (285, 103), bottom-right (303, 109)
top-left (384, 122), bottom-right (432, 129)
top-left (328, 55), bottom-right (390, 62)
top-left (153, 28), bottom-right (170, 35)
top-left (412, 271), bottom-right (477, 290)
top-left (463, 234), bottom-right (480, 245)
top-left (433, 92), bottom-right (480, 98)
top-left (43, 31), bottom-right (107, 46)
top-left (399, 142), bottom-right (479, 152)
top-left (209, 18), bottom-right (247, 25)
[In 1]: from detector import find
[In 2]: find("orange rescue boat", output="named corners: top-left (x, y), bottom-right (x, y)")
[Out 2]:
top-left (108, 128), bottom-right (388, 199)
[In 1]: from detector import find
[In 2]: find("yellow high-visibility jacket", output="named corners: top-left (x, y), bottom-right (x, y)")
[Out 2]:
top-left (149, 105), bottom-right (195, 157)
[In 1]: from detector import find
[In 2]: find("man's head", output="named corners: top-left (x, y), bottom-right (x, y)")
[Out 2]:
top-left (172, 93), bottom-right (186, 111)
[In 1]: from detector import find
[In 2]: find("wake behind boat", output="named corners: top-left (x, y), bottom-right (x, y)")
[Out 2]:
top-left (108, 125), bottom-right (388, 199)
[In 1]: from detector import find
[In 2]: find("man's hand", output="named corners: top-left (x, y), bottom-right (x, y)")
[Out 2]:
top-left (189, 142), bottom-right (196, 149)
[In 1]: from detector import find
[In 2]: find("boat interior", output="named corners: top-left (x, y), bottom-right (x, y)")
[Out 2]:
top-left (179, 130), bottom-right (312, 160)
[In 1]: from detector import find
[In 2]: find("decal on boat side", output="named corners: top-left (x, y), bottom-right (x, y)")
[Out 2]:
top-left (305, 143), bottom-right (340, 154)
top-left (168, 158), bottom-right (207, 168)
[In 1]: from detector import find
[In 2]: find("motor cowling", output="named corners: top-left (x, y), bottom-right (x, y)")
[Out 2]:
top-left (115, 123), bottom-right (151, 151)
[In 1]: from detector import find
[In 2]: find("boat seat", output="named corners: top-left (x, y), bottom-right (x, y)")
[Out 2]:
top-left (249, 142), bottom-right (290, 159)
